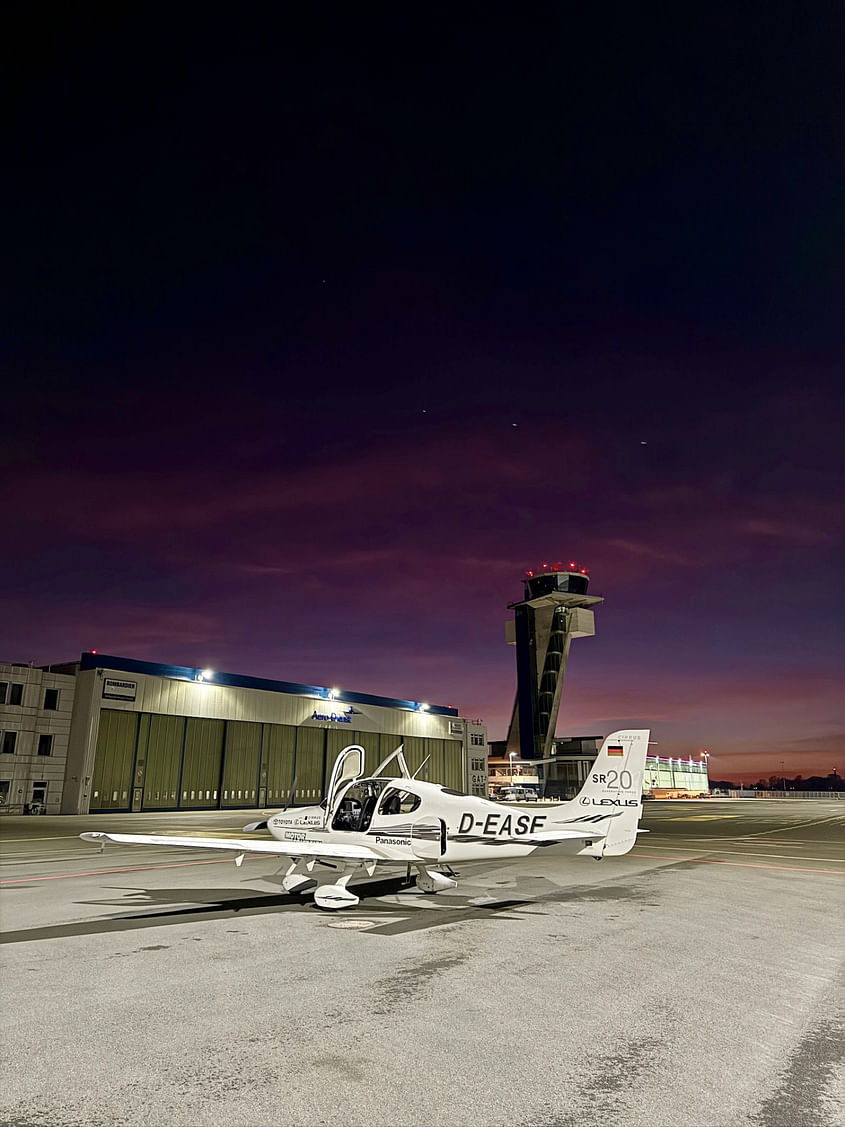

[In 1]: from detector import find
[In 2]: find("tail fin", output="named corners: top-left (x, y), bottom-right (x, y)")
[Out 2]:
top-left (556, 729), bottom-right (650, 856)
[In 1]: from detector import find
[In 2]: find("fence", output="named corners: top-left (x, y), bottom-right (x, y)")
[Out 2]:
top-left (713, 790), bottom-right (841, 800)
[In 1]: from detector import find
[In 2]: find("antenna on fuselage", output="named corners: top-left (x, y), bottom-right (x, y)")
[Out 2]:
top-left (411, 755), bottom-right (431, 780)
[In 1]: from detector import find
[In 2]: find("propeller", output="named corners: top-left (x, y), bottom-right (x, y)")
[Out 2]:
top-left (282, 774), bottom-right (297, 812)
top-left (243, 773), bottom-right (296, 831)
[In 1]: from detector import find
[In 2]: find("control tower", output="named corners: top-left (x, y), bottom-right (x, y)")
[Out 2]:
top-left (505, 561), bottom-right (603, 760)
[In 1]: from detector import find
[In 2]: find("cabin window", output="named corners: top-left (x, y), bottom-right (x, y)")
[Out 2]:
top-left (378, 787), bottom-right (421, 816)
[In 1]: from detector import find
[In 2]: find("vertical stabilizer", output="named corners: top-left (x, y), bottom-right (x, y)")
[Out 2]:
top-left (547, 729), bottom-right (650, 855)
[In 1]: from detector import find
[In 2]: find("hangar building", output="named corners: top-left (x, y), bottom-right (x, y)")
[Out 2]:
top-left (0, 654), bottom-right (486, 815)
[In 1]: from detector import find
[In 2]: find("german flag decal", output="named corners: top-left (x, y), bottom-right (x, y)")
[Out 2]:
top-left (607, 745), bottom-right (625, 756)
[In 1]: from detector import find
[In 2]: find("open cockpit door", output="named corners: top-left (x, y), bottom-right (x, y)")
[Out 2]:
top-left (371, 744), bottom-right (412, 779)
top-left (325, 745), bottom-right (365, 821)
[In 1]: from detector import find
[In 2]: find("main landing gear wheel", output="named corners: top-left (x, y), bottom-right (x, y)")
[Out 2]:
top-left (313, 883), bottom-right (360, 910)
top-left (415, 867), bottom-right (458, 894)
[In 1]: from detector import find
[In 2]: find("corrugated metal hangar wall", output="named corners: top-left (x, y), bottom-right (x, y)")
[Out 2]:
top-left (62, 655), bottom-right (474, 814)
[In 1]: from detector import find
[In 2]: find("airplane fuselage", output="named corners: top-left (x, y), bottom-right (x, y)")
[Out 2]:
top-left (266, 778), bottom-right (599, 865)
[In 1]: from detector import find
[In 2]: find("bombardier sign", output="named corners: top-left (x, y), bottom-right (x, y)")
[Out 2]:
top-left (102, 678), bottom-right (137, 701)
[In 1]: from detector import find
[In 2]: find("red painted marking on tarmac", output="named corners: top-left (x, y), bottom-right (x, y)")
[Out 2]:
top-left (0, 857), bottom-right (235, 884)
top-left (636, 851), bottom-right (845, 875)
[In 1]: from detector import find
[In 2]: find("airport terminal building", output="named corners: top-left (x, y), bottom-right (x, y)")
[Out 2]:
top-left (0, 654), bottom-right (487, 815)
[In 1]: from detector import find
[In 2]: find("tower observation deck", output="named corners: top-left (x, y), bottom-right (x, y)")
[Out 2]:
top-left (505, 561), bottom-right (603, 760)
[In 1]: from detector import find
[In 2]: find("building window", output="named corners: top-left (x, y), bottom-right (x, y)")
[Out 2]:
top-left (0, 683), bottom-right (6, 704)
top-left (37, 734), bottom-right (53, 756)
top-left (7, 684), bottom-right (23, 706)
top-left (1, 731), bottom-right (17, 754)
top-left (43, 689), bottom-right (59, 710)
top-left (0, 781), bottom-right (9, 805)
top-left (470, 733), bottom-right (485, 746)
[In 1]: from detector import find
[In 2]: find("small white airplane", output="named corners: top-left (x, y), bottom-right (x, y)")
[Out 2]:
top-left (81, 729), bottom-right (649, 910)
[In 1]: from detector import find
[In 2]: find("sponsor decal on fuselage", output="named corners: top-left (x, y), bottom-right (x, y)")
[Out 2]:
top-left (271, 814), bottom-right (322, 828)
top-left (581, 797), bottom-right (639, 807)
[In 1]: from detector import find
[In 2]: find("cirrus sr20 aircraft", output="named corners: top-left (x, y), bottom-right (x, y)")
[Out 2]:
top-left (81, 729), bottom-right (649, 910)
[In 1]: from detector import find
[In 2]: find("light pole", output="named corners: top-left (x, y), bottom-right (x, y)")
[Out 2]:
top-left (780, 760), bottom-right (786, 793)
top-left (700, 751), bottom-right (709, 791)
top-left (508, 751), bottom-right (517, 785)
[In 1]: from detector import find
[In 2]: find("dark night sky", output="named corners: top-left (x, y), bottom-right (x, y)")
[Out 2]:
top-left (5, 3), bottom-right (844, 780)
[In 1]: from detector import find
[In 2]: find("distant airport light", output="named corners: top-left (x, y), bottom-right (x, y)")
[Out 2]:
top-left (197, 669), bottom-right (214, 682)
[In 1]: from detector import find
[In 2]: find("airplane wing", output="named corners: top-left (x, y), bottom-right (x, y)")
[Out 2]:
top-left (80, 831), bottom-right (384, 862)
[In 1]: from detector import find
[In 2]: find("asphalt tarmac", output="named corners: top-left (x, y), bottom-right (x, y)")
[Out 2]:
top-left (1, 800), bottom-right (843, 1127)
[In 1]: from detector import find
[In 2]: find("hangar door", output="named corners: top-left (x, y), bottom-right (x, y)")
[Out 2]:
top-left (142, 714), bottom-right (184, 809)
top-left (180, 718), bottom-right (224, 808)
top-left (221, 721), bottom-right (261, 807)
top-left (90, 709), bottom-right (139, 812)
top-left (403, 736), bottom-right (464, 789)
top-left (263, 724), bottom-right (295, 804)
top-left (294, 727), bottom-right (325, 804)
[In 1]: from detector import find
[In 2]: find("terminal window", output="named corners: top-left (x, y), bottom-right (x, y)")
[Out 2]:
top-left (1, 731), bottom-right (17, 754)
top-left (43, 689), bottom-right (59, 710)
top-left (37, 734), bottom-right (53, 756)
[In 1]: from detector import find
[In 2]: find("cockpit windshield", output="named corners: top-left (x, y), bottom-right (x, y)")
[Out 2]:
top-left (331, 779), bottom-right (388, 833)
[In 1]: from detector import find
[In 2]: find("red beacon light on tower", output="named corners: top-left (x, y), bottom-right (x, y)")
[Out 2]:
top-left (526, 561), bottom-right (590, 577)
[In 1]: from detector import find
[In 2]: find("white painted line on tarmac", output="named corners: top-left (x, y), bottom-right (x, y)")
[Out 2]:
top-left (635, 849), bottom-right (845, 874)
top-left (639, 842), bottom-right (844, 862)
top-left (741, 814), bottom-right (845, 837)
